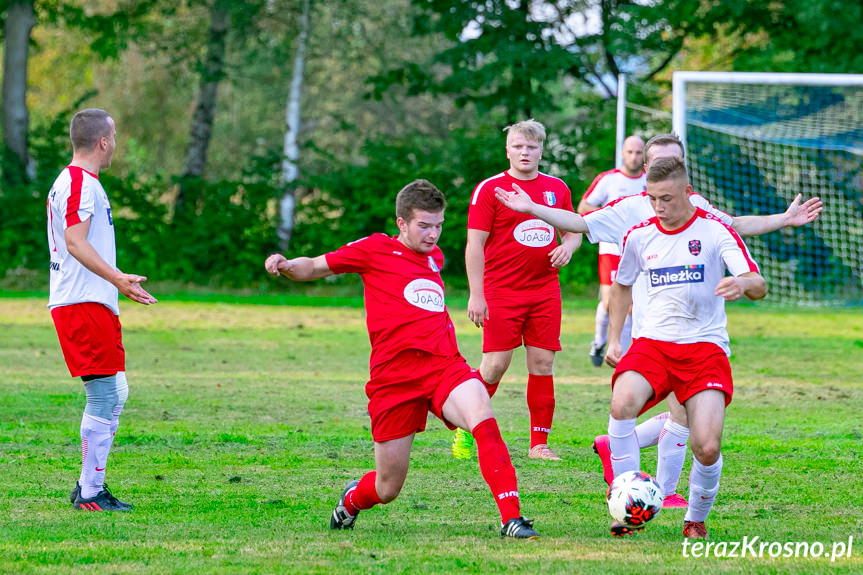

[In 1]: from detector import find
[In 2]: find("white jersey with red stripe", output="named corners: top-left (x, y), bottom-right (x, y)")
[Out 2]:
top-left (582, 169), bottom-right (646, 256)
top-left (616, 208), bottom-right (760, 355)
top-left (47, 166), bottom-right (119, 315)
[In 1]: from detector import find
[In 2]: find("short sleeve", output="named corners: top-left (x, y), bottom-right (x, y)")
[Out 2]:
top-left (615, 228), bottom-right (644, 286)
top-left (690, 193), bottom-right (733, 226)
top-left (64, 170), bottom-right (95, 228)
top-left (325, 235), bottom-right (374, 275)
top-left (467, 179), bottom-right (498, 232)
top-left (717, 224), bottom-right (760, 276)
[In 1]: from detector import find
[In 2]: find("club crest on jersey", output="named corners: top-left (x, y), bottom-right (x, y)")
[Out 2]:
top-left (688, 239), bottom-right (701, 256)
top-left (543, 191), bottom-right (557, 206)
top-left (428, 255), bottom-right (440, 273)
top-left (403, 278), bottom-right (445, 312)
top-left (513, 219), bottom-right (554, 248)
top-left (649, 264), bottom-right (705, 288)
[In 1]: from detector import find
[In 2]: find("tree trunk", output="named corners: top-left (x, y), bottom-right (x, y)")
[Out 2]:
top-left (2, 0), bottom-right (36, 184)
top-left (277, 0), bottom-right (310, 252)
top-left (177, 0), bottom-right (230, 213)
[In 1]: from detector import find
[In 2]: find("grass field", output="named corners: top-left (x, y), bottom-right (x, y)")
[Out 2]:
top-left (1, 295), bottom-right (861, 574)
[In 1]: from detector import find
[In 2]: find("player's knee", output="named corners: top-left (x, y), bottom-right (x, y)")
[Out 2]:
top-left (479, 363), bottom-right (506, 385)
top-left (376, 479), bottom-right (404, 503)
top-left (691, 441), bottom-right (721, 466)
top-left (669, 405), bottom-right (688, 427)
top-left (83, 374), bottom-right (121, 421)
top-left (610, 391), bottom-right (641, 420)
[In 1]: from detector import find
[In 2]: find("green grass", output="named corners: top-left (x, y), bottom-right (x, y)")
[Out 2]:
top-left (1, 297), bottom-right (861, 573)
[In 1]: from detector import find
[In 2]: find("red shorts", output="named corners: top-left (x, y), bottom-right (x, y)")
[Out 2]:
top-left (598, 253), bottom-right (620, 286)
top-left (366, 350), bottom-right (487, 442)
top-left (50, 302), bottom-right (125, 378)
top-left (482, 292), bottom-right (562, 353)
top-left (611, 338), bottom-right (733, 415)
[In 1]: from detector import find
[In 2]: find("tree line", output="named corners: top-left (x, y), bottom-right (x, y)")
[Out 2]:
top-left (1, 0), bottom-right (860, 290)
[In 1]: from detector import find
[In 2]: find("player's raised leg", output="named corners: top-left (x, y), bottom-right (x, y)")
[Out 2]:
top-left (442, 378), bottom-right (539, 539)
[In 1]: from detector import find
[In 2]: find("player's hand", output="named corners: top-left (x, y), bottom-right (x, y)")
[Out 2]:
top-left (494, 183), bottom-right (534, 214)
top-left (467, 294), bottom-right (489, 328)
top-left (115, 273), bottom-right (157, 305)
top-left (605, 340), bottom-right (623, 368)
top-left (715, 276), bottom-right (744, 301)
top-left (265, 253), bottom-right (288, 276)
top-left (784, 194), bottom-right (823, 227)
top-left (548, 244), bottom-right (572, 268)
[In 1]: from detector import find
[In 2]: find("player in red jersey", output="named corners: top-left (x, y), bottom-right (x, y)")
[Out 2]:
top-left (577, 136), bottom-right (645, 367)
top-left (458, 119), bottom-right (582, 461)
top-left (264, 179), bottom-right (539, 539)
top-left (605, 156), bottom-right (766, 539)
top-left (47, 109), bottom-right (157, 512)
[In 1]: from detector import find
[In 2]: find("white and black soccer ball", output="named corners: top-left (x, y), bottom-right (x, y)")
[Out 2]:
top-left (606, 470), bottom-right (664, 526)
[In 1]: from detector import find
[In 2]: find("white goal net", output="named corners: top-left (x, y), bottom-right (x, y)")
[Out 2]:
top-left (672, 72), bottom-right (863, 306)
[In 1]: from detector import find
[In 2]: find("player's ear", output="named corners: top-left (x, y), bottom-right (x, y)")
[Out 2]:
top-left (396, 216), bottom-right (408, 233)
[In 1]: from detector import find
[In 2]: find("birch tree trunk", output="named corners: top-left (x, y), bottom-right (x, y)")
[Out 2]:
top-left (2, 0), bottom-right (36, 184)
top-left (177, 0), bottom-right (230, 213)
top-left (277, 0), bottom-right (310, 252)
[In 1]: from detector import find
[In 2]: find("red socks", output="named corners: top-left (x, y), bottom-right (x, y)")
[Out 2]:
top-left (345, 471), bottom-right (382, 516)
top-left (527, 374), bottom-right (555, 447)
top-left (472, 418), bottom-right (520, 523)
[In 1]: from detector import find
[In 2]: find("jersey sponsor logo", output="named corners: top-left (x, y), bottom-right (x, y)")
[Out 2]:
top-left (106, 207), bottom-right (113, 225)
top-left (49, 261), bottom-right (60, 271)
top-left (543, 191), bottom-right (557, 206)
top-left (427, 255), bottom-right (439, 272)
top-left (513, 219), bottom-right (554, 247)
top-left (689, 239), bottom-right (701, 256)
top-left (403, 278), bottom-right (445, 312)
top-left (648, 264), bottom-right (705, 287)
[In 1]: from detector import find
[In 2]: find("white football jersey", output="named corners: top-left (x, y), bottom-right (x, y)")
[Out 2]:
top-left (47, 166), bottom-right (119, 315)
top-left (583, 191), bottom-right (737, 340)
top-left (582, 169), bottom-right (646, 256)
top-left (616, 209), bottom-right (760, 355)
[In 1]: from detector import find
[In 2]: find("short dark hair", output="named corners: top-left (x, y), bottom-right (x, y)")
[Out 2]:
top-left (646, 156), bottom-right (688, 184)
top-left (70, 109), bottom-right (112, 151)
top-left (396, 179), bottom-right (446, 221)
top-left (644, 133), bottom-right (684, 165)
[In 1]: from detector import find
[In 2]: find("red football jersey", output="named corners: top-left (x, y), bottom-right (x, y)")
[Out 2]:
top-left (325, 233), bottom-right (460, 370)
top-left (468, 171), bottom-right (574, 296)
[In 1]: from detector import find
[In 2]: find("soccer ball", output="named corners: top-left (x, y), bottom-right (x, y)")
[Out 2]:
top-left (606, 470), bottom-right (664, 527)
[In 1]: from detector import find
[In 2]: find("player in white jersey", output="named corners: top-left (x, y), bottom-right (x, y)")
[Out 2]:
top-left (604, 156), bottom-right (766, 539)
top-left (577, 136), bottom-right (645, 367)
top-left (493, 133), bottom-right (822, 510)
top-left (47, 108), bottom-right (157, 512)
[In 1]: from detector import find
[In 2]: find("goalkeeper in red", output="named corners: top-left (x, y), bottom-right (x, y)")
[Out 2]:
top-left (264, 179), bottom-right (539, 539)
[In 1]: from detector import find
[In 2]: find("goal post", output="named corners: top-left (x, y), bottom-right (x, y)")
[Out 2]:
top-left (671, 71), bottom-right (863, 306)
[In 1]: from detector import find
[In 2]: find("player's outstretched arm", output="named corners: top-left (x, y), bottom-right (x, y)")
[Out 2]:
top-left (494, 183), bottom-right (589, 233)
top-left (265, 253), bottom-right (332, 282)
top-left (731, 194), bottom-right (823, 237)
top-left (65, 221), bottom-right (157, 305)
top-left (605, 281), bottom-right (632, 368)
top-left (715, 272), bottom-right (766, 302)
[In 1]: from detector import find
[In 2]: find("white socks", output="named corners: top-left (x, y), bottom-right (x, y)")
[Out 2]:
top-left (634, 412), bottom-right (669, 448)
top-left (594, 302), bottom-right (609, 347)
top-left (685, 455), bottom-right (723, 523)
top-left (79, 413), bottom-right (113, 499)
top-left (656, 419), bottom-right (690, 497)
top-left (607, 416), bottom-right (638, 478)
